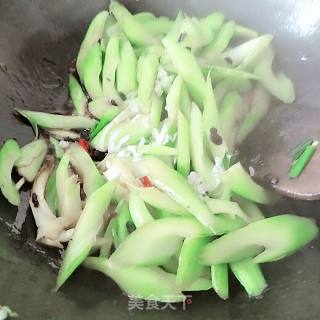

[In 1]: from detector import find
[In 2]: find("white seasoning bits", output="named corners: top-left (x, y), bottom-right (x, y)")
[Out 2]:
top-left (58, 140), bottom-right (70, 149)
top-left (187, 171), bottom-right (207, 196)
top-left (108, 132), bottom-right (131, 155)
top-left (151, 123), bottom-right (170, 146)
top-left (125, 91), bottom-right (140, 113)
top-left (211, 156), bottom-right (224, 190)
top-left (118, 134), bottom-right (130, 147)
top-left (104, 164), bottom-right (121, 181)
top-left (138, 137), bottom-right (146, 146)
top-left (59, 228), bottom-right (75, 243)
top-left (249, 166), bottom-right (255, 177)
top-left (155, 65), bottom-right (174, 96)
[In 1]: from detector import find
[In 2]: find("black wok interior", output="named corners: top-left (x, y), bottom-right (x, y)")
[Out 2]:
top-left (1, 0), bottom-right (320, 319)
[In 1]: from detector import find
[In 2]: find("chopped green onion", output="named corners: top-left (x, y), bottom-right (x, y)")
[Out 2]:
top-left (290, 138), bottom-right (314, 161)
top-left (222, 150), bottom-right (239, 170)
top-left (289, 141), bottom-right (318, 179)
top-left (90, 112), bottom-right (116, 140)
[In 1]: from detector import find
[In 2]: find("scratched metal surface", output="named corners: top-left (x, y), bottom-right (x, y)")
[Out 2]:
top-left (0, 0), bottom-right (320, 319)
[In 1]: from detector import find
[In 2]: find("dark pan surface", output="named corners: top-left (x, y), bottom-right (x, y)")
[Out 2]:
top-left (1, 1), bottom-right (320, 319)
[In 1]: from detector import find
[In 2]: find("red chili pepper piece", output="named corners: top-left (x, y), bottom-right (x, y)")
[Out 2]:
top-left (139, 176), bottom-right (153, 188)
top-left (79, 139), bottom-right (90, 152)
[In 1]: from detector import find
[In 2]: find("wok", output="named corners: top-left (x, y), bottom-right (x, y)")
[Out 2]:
top-left (1, 0), bottom-right (320, 319)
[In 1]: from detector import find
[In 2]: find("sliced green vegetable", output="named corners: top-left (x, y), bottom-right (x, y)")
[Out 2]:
top-left (109, 217), bottom-right (211, 266)
top-left (162, 254), bottom-right (180, 274)
top-left (92, 114), bottom-right (151, 152)
top-left (116, 37), bottom-right (137, 95)
top-left (49, 137), bottom-right (64, 159)
top-left (206, 198), bottom-right (247, 221)
top-left (230, 258), bottom-right (267, 297)
top-left (0, 139), bottom-right (21, 206)
top-left (16, 109), bottom-right (96, 129)
top-left (162, 38), bottom-right (206, 107)
top-left (102, 36), bottom-right (120, 92)
top-left (254, 47), bottom-right (295, 103)
top-left (213, 78), bottom-right (251, 106)
top-left (176, 236), bottom-right (212, 289)
top-left (90, 108), bottom-right (135, 151)
top-left (166, 75), bottom-right (183, 132)
top-left (100, 217), bottom-right (117, 257)
top-left (105, 114), bottom-right (151, 148)
top-left (106, 23), bottom-right (121, 39)
top-left (135, 45), bottom-right (164, 59)
top-left (45, 164), bottom-right (58, 215)
top-left (134, 12), bottom-right (155, 22)
top-left (201, 214), bottom-right (318, 265)
top-left (234, 196), bottom-right (265, 222)
top-left (137, 53), bottom-right (159, 113)
top-left (116, 201), bottom-right (132, 242)
top-left (111, 216), bottom-right (121, 249)
top-left (137, 156), bottom-right (216, 232)
top-left (48, 130), bottom-right (80, 141)
top-left (84, 257), bottom-right (184, 302)
top-left (164, 11), bottom-right (183, 41)
top-left (201, 12), bottom-right (224, 33)
top-left (110, 1), bottom-right (157, 46)
top-left (203, 75), bottom-right (228, 159)
top-left (88, 98), bottom-right (121, 120)
top-left (15, 139), bottom-right (47, 182)
top-left (56, 181), bottom-right (116, 290)
top-left (138, 145), bottom-right (177, 156)
top-left (190, 103), bottom-right (216, 191)
top-left (83, 43), bottom-right (103, 99)
top-left (235, 24), bottom-right (258, 39)
top-left (150, 94), bottom-right (164, 129)
top-left (185, 277), bottom-right (212, 291)
top-left (56, 154), bottom-right (82, 226)
top-left (219, 91), bottom-right (245, 149)
top-left (76, 10), bottom-right (108, 81)
top-left (176, 111), bottom-right (190, 177)
top-left (204, 65), bottom-right (259, 81)
top-left (68, 74), bottom-right (87, 116)
top-left (211, 264), bottom-right (229, 300)
top-left (100, 12), bottom-right (117, 50)
top-left (179, 16), bottom-right (214, 52)
top-left (132, 186), bottom-right (189, 216)
top-left (143, 17), bottom-right (173, 36)
top-left (221, 162), bottom-right (279, 205)
top-left (102, 77), bottom-right (124, 107)
top-left (129, 193), bottom-right (154, 228)
top-left (67, 143), bottom-right (105, 197)
top-left (202, 21), bottom-right (236, 55)
top-left (90, 109), bottom-right (120, 139)
top-left (222, 34), bottom-right (273, 70)
top-left (180, 82), bottom-right (192, 121)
